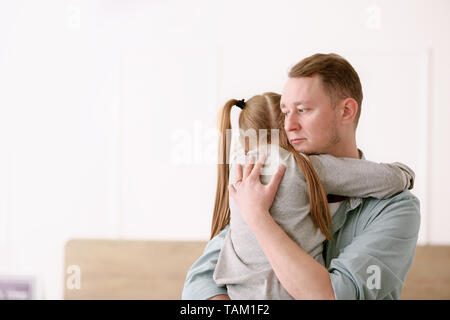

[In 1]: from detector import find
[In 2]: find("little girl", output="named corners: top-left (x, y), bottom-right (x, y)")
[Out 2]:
top-left (211, 92), bottom-right (415, 299)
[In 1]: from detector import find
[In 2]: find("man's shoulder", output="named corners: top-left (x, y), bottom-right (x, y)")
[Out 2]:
top-left (363, 189), bottom-right (420, 207)
top-left (362, 190), bottom-right (420, 209)
top-left (356, 190), bottom-right (420, 228)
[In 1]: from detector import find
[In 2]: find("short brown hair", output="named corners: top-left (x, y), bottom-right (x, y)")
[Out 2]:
top-left (289, 53), bottom-right (363, 127)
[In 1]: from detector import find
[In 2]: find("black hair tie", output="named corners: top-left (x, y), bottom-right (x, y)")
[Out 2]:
top-left (235, 99), bottom-right (246, 109)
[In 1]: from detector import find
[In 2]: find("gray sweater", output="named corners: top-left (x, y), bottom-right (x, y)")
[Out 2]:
top-left (213, 146), bottom-right (415, 300)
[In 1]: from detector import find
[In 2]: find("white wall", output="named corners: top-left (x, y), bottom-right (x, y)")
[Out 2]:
top-left (0, 0), bottom-right (449, 299)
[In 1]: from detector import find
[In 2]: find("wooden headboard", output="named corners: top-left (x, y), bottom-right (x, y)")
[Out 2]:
top-left (64, 240), bottom-right (450, 300)
top-left (64, 239), bottom-right (206, 299)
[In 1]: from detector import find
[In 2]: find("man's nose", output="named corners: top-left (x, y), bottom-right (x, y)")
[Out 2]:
top-left (284, 113), bottom-right (301, 132)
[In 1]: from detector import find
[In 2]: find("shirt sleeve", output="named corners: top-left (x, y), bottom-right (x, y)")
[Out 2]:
top-left (181, 225), bottom-right (229, 300)
top-left (310, 155), bottom-right (415, 199)
top-left (327, 193), bottom-right (420, 299)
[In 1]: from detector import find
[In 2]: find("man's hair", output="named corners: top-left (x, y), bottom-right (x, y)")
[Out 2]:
top-left (289, 53), bottom-right (363, 128)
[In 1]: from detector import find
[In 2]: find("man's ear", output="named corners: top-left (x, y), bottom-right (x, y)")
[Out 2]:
top-left (338, 98), bottom-right (358, 125)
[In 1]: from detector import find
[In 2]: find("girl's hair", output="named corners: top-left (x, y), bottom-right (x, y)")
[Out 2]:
top-left (210, 92), bottom-right (333, 241)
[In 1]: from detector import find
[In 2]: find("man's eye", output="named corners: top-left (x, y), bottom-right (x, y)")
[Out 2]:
top-left (283, 109), bottom-right (307, 116)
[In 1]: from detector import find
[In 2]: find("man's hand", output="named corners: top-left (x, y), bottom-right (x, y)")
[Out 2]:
top-left (228, 154), bottom-right (286, 226)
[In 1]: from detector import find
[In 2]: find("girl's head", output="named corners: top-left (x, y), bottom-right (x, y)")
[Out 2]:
top-left (237, 92), bottom-right (288, 149)
top-left (211, 92), bottom-right (333, 241)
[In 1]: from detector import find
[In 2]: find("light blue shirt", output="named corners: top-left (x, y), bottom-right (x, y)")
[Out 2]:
top-left (182, 165), bottom-right (420, 300)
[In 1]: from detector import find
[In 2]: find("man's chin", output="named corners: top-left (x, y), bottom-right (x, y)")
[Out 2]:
top-left (292, 145), bottom-right (315, 154)
top-left (293, 146), bottom-right (323, 155)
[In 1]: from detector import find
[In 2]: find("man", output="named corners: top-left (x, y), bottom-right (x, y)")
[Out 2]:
top-left (182, 53), bottom-right (420, 300)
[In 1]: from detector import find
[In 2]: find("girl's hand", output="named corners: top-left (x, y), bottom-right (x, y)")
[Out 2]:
top-left (228, 154), bottom-right (286, 226)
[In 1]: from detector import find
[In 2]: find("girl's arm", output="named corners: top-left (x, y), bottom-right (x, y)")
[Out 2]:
top-left (309, 154), bottom-right (414, 199)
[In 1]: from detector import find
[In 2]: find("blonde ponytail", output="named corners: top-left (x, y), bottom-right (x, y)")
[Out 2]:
top-left (210, 99), bottom-right (237, 239)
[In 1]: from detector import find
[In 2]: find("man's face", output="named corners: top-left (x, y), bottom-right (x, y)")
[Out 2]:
top-left (280, 75), bottom-right (340, 155)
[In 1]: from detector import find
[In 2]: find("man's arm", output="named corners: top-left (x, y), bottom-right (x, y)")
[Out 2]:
top-left (181, 225), bottom-right (230, 300)
top-left (243, 194), bottom-right (420, 299)
top-left (229, 155), bottom-right (420, 299)
top-left (247, 208), bottom-right (335, 299)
